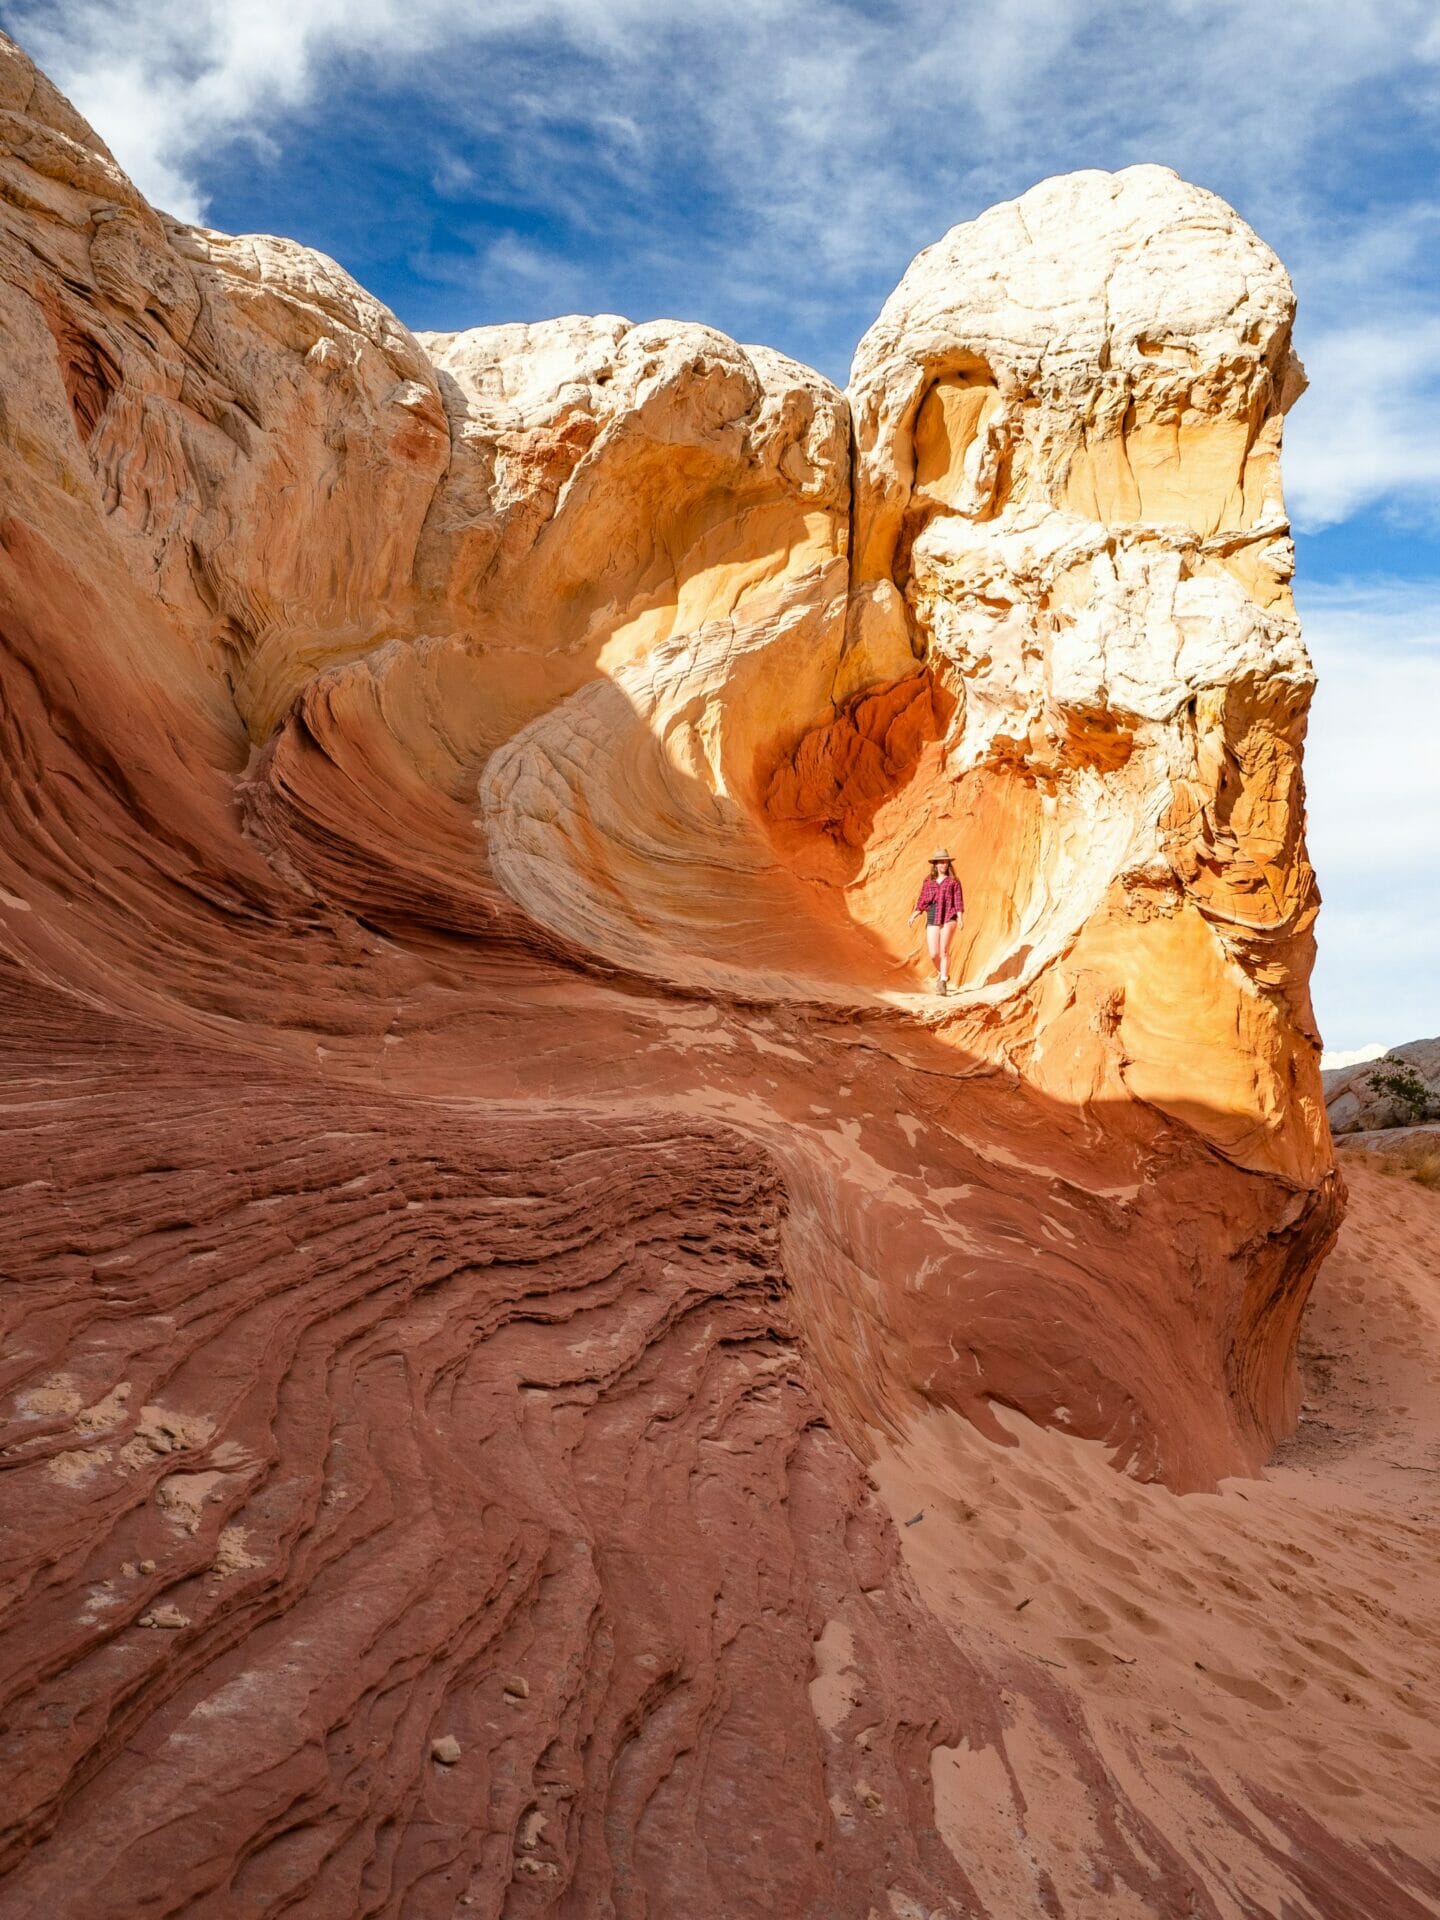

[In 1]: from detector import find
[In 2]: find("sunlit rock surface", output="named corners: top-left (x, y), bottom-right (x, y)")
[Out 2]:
top-left (6, 31), bottom-right (1433, 1918)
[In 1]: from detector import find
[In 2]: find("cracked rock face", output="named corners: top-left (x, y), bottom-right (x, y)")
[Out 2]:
top-left (7, 30), bottom-right (1422, 1920)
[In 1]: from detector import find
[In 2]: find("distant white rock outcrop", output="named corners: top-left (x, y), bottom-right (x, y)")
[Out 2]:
top-left (1325, 1038), bottom-right (1440, 1133)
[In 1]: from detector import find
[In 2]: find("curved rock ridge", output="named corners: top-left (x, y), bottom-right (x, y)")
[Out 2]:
top-left (6, 29), bottom-right (1424, 1919)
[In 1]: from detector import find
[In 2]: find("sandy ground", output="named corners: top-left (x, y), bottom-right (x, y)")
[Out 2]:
top-left (871, 1158), bottom-right (1440, 1919)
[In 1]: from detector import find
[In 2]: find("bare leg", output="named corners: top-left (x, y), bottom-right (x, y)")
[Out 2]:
top-left (925, 922), bottom-right (942, 988)
top-left (937, 919), bottom-right (957, 988)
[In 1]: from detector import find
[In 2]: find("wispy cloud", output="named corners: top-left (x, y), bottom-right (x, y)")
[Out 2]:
top-left (1286, 319), bottom-right (1440, 530)
top-left (1298, 576), bottom-right (1440, 1046)
top-left (15, 2), bottom-right (1440, 317)
top-left (1281, 195), bottom-right (1440, 532)
top-left (5, 0), bottom-right (490, 220)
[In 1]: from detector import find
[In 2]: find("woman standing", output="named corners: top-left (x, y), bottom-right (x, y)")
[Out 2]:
top-left (908, 849), bottom-right (965, 996)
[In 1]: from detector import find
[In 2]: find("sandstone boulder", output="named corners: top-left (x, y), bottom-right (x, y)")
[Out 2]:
top-left (1325, 1035), bottom-right (1440, 1132)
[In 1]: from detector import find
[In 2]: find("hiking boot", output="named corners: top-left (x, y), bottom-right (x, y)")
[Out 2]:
top-left (937, 978), bottom-right (949, 997)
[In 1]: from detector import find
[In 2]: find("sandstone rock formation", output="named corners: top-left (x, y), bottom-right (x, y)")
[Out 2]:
top-left (1325, 1035), bottom-right (1440, 1133)
top-left (8, 30), bottom-right (1432, 1918)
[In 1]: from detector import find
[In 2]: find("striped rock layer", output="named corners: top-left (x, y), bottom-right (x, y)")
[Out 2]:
top-left (5, 32), bottom-right (1427, 1920)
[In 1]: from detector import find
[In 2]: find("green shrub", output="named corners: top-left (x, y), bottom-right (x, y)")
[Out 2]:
top-left (1364, 1062), bottom-right (1439, 1126)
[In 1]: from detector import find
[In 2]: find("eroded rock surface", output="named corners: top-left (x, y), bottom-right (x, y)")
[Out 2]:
top-left (1325, 1036), bottom-right (1440, 1133)
top-left (3, 30), bottom-right (1425, 1919)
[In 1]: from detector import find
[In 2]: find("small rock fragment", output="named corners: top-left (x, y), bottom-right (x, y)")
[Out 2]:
top-left (503, 1675), bottom-right (530, 1700)
top-left (431, 1735), bottom-right (462, 1765)
top-left (137, 1604), bottom-right (188, 1629)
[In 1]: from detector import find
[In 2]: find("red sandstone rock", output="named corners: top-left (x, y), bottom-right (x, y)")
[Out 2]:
top-left (2, 29), bottom-right (1431, 1920)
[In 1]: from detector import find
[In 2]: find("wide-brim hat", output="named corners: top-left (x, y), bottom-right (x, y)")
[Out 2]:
top-left (928, 848), bottom-right (954, 863)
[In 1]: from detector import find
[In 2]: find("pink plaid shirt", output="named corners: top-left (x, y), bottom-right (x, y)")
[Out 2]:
top-left (915, 874), bottom-right (964, 925)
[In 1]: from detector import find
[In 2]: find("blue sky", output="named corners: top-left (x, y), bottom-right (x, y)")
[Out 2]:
top-left (7, 0), bottom-right (1437, 1051)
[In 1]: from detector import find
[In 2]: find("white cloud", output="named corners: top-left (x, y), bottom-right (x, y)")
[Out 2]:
top-left (1298, 578), bottom-right (1440, 1047)
top-left (6, 0), bottom-right (503, 220)
top-left (1275, 195), bottom-right (1440, 530)
top-left (1285, 311), bottom-right (1440, 531)
top-left (7, 0), bottom-right (748, 221)
top-left (1319, 1042), bottom-right (1389, 1070)
top-left (430, 150), bottom-right (477, 198)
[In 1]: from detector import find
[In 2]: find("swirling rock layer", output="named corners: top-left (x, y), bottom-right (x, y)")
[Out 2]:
top-left (0, 992), bottom-right (974, 1916)
top-left (2, 30), bottom-right (1433, 1919)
